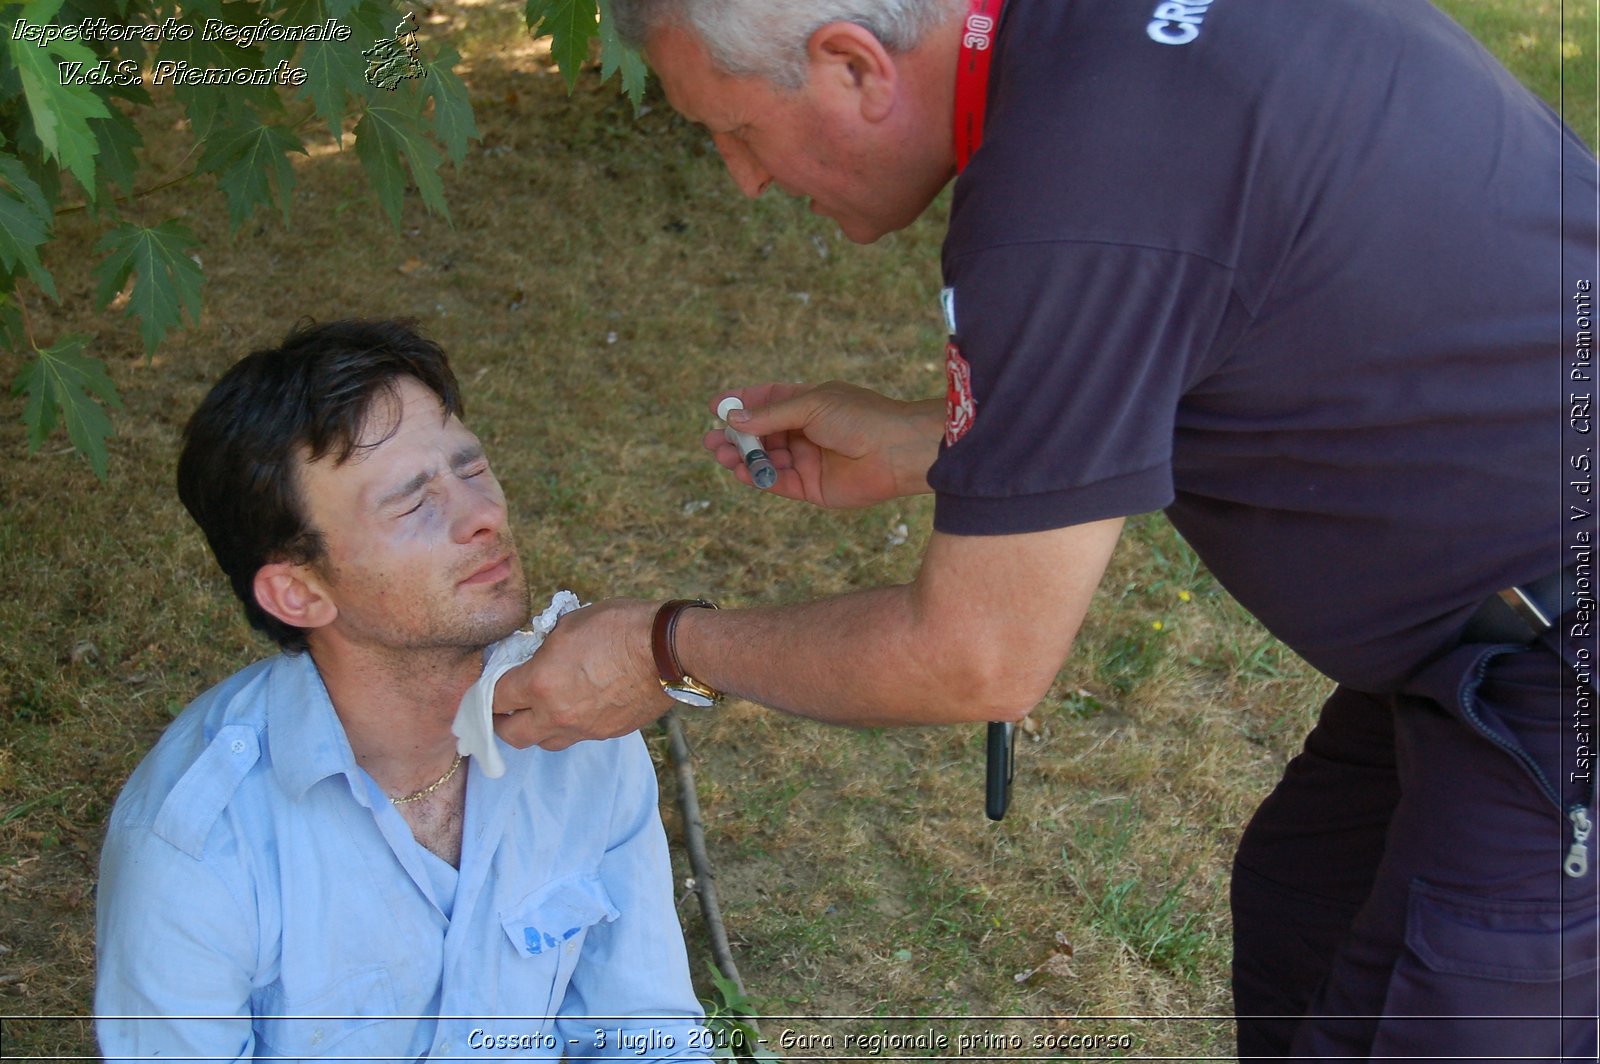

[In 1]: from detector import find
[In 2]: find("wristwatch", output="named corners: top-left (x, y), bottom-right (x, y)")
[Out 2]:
top-left (652, 599), bottom-right (723, 708)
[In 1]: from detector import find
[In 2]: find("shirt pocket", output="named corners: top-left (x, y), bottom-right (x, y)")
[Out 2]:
top-left (499, 873), bottom-right (620, 1020)
top-left (254, 963), bottom-right (408, 1059)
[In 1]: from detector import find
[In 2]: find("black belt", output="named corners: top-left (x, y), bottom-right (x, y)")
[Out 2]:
top-left (1461, 568), bottom-right (1582, 645)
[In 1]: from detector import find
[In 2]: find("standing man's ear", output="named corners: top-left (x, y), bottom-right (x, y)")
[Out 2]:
top-left (253, 562), bottom-right (338, 632)
top-left (807, 22), bottom-right (899, 123)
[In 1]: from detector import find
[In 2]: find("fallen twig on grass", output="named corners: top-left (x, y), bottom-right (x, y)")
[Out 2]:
top-left (663, 709), bottom-right (761, 1037)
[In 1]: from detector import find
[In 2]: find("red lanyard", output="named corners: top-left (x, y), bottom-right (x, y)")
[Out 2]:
top-left (953, 0), bottom-right (1006, 173)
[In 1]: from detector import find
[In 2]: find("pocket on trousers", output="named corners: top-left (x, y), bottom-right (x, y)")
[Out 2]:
top-left (1372, 879), bottom-right (1598, 1059)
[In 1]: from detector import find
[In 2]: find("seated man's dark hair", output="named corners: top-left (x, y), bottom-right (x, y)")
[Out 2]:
top-left (177, 319), bottom-right (463, 652)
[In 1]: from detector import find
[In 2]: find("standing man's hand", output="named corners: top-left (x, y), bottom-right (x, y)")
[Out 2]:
top-left (704, 381), bottom-right (944, 509)
top-left (491, 599), bottom-right (672, 750)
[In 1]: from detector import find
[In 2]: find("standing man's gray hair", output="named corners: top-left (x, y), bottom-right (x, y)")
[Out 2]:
top-left (608, 0), bottom-right (962, 89)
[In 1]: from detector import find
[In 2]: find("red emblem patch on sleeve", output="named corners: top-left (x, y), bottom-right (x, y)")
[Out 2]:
top-left (944, 341), bottom-right (977, 446)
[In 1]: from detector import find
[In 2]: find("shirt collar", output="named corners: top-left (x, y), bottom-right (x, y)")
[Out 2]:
top-left (263, 652), bottom-right (370, 803)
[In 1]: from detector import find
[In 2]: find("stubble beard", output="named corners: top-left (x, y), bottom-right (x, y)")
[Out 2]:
top-left (462, 565), bottom-right (534, 648)
top-left (329, 550), bottom-right (535, 662)
top-left (435, 553), bottom-right (534, 652)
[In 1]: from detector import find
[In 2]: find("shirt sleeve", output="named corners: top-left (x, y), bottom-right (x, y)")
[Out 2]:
top-left (95, 818), bottom-right (258, 1063)
top-left (930, 239), bottom-right (1236, 535)
top-left (554, 733), bottom-right (711, 1063)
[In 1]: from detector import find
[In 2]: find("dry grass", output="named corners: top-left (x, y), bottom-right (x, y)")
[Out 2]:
top-left (0, 0), bottom-right (1589, 1058)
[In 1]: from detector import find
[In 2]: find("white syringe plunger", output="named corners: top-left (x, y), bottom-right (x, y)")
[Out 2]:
top-left (717, 397), bottom-right (778, 490)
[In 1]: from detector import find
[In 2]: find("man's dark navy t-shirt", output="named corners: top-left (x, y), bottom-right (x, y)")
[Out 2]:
top-left (930, 0), bottom-right (1597, 690)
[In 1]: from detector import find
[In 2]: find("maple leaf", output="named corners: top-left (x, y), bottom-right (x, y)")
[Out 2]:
top-left (526, 0), bottom-right (599, 93)
top-left (354, 103), bottom-right (447, 226)
top-left (421, 47), bottom-right (478, 165)
top-left (10, 336), bottom-right (123, 480)
top-left (597, 4), bottom-right (648, 111)
top-left (0, 153), bottom-right (56, 298)
top-left (197, 117), bottom-right (307, 232)
top-left (90, 109), bottom-right (144, 201)
top-left (7, 0), bottom-right (112, 195)
top-left (92, 222), bottom-right (205, 356)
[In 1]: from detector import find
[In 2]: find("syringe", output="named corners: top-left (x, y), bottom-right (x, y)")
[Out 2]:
top-left (716, 396), bottom-right (778, 490)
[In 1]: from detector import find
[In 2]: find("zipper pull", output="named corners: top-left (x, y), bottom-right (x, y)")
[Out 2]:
top-left (1565, 805), bottom-right (1592, 878)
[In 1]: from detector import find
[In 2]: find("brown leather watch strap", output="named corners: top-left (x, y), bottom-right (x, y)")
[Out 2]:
top-left (651, 598), bottom-right (719, 692)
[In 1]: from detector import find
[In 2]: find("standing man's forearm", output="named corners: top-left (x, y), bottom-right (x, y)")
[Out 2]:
top-left (490, 520), bottom-right (1121, 748)
top-left (669, 584), bottom-right (1022, 726)
top-left (674, 521), bottom-right (1122, 726)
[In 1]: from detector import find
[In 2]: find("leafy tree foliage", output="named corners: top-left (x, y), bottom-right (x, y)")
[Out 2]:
top-left (2, 0), bottom-right (638, 478)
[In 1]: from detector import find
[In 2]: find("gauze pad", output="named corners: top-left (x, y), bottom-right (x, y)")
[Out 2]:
top-left (451, 590), bottom-right (584, 778)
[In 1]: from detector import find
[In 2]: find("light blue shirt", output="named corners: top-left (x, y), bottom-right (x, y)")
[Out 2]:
top-left (95, 652), bottom-right (711, 1062)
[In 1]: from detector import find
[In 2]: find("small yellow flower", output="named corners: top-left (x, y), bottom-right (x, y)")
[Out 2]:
top-left (1178, 590), bottom-right (1192, 602)
top-left (1151, 620), bottom-right (1164, 631)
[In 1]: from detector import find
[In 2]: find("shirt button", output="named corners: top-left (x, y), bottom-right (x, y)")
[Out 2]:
top-left (230, 739), bottom-right (247, 754)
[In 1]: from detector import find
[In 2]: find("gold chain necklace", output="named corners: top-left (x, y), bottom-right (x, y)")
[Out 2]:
top-left (390, 753), bottom-right (464, 805)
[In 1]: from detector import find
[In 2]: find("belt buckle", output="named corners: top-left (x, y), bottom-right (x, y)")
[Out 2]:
top-left (1497, 585), bottom-right (1553, 635)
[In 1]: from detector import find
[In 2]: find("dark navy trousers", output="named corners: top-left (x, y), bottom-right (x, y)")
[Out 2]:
top-left (1232, 639), bottom-right (1598, 1061)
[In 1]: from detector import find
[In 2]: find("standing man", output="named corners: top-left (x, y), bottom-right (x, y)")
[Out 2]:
top-left (492, 1), bottom-right (1598, 1058)
top-left (96, 320), bottom-right (709, 1062)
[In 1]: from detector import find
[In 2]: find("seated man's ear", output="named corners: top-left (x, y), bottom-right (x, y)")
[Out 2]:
top-left (253, 562), bottom-right (337, 632)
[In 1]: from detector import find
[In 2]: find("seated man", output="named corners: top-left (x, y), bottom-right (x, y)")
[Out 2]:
top-left (94, 319), bottom-right (710, 1062)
